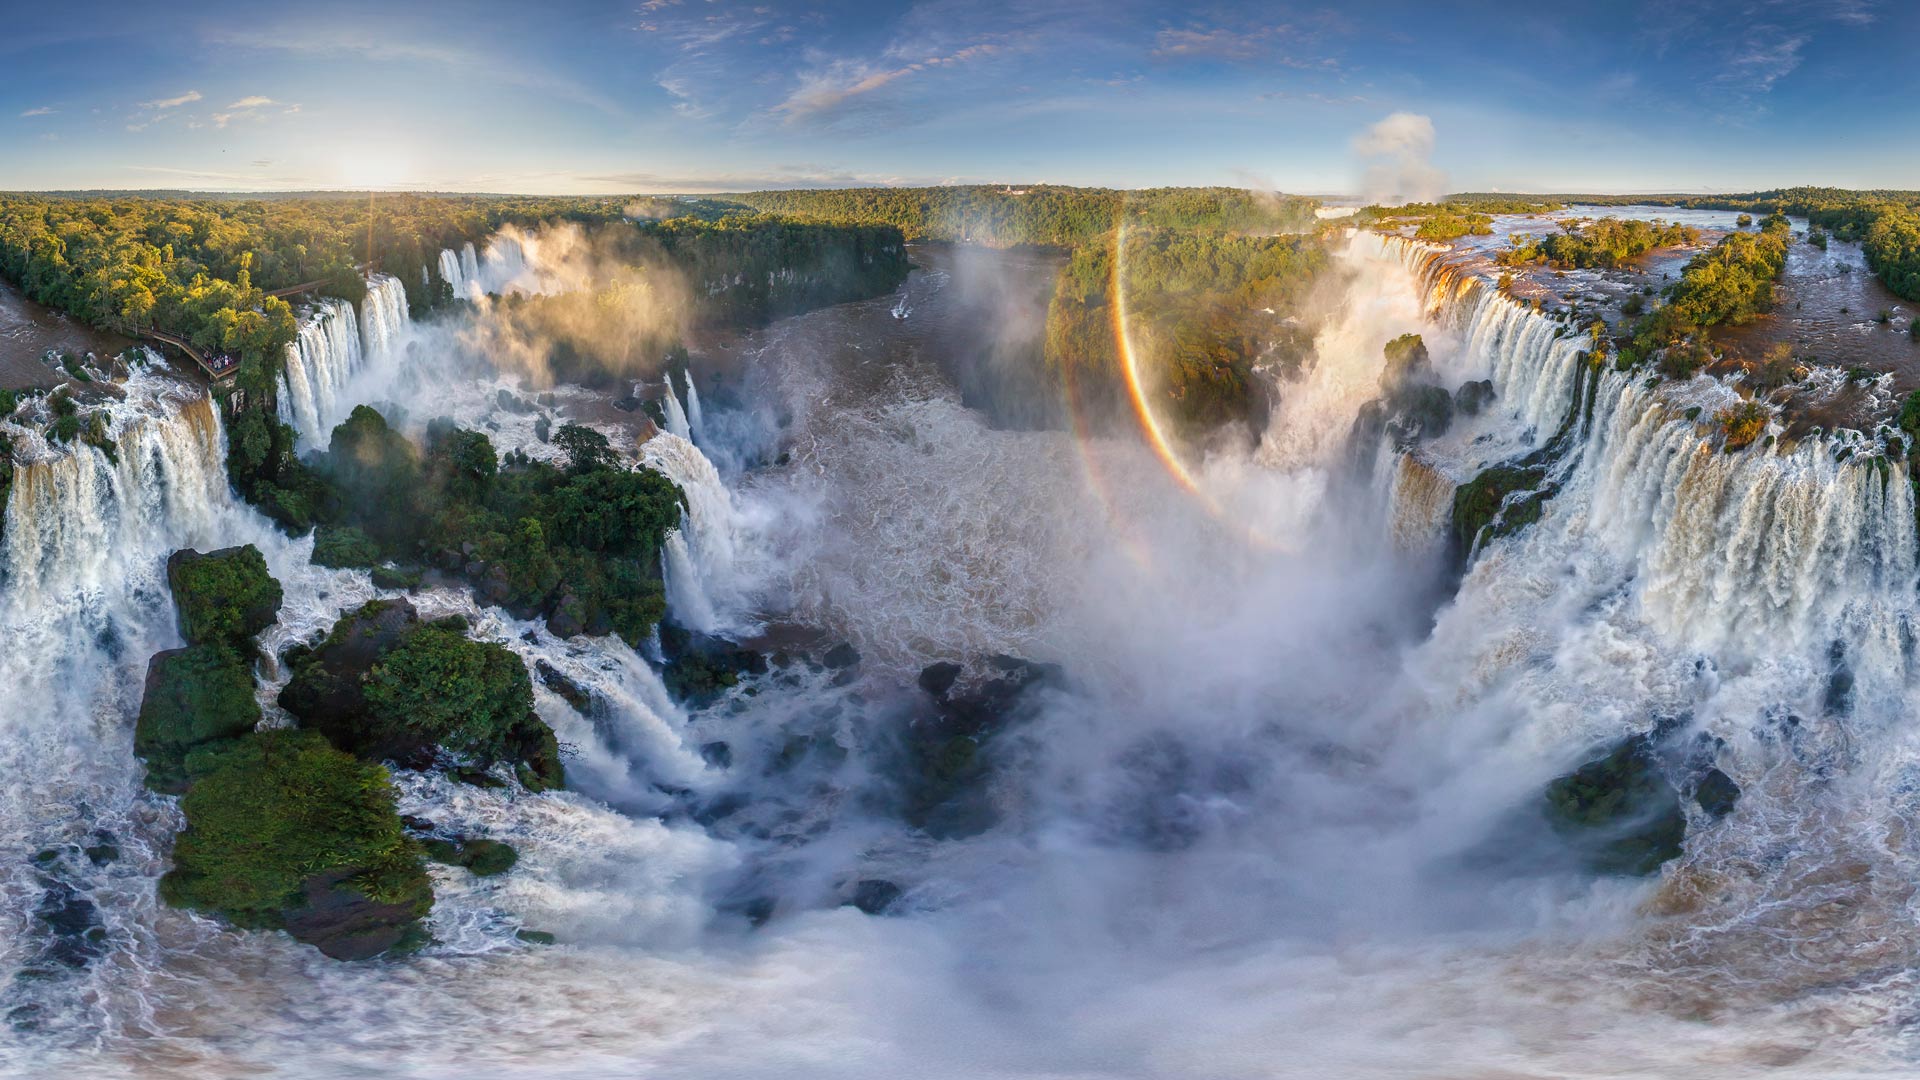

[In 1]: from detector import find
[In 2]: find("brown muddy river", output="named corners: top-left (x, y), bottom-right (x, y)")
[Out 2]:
top-left (0, 276), bottom-right (134, 390)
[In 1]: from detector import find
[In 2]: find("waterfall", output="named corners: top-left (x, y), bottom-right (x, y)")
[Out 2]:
top-left (1562, 373), bottom-right (1915, 656)
top-left (437, 242), bottom-right (484, 302)
top-left (278, 299), bottom-right (363, 446)
top-left (684, 373), bottom-right (706, 446)
top-left (661, 372), bottom-right (692, 441)
top-left (640, 430), bottom-right (751, 633)
top-left (3, 393), bottom-right (230, 606)
top-left (437, 248), bottom-right (469, 300)
top-left (1354, 231), bottom-right (1589, 440)
top-left (1385, 452), bottom-right (1455, 552)
top-left (360, 273), bottom-right (412, 361)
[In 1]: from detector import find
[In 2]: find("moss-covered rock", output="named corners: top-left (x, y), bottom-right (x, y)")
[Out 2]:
top-left (310, 524), bottom-right (381, 569)
top-left (134, 645), bottom-right (261, 793)
top-left (658, 623), bottom-right (767, 707)
top-left (422, 836), bottom-right (518, 877)
top-left (1451, 463), bottom-right (1553, 560)
top-left (159, 729), bottom-right (432, 960)
top-left (280, 598), bottom-right (564, 789)
top-left (1542, 736), bottom-right (1687, 876)
top-left (166, 546), bottom-right (283, 650)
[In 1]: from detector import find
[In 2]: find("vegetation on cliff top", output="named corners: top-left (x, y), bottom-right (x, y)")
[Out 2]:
top-left (1044, 227), bottom-right (1331, 435)
top-left (717, 185), bottom-right (1318, 248)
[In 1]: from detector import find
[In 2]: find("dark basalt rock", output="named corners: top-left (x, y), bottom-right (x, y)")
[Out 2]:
top-left (1542, 735), bottom-right (1687, 876)
top-left (847, 879), bottom-right (903, 915)
top-left (280, 869), bottom-right (430, 961)
top-left (535, 659), bottom-right (594, 712)
top-left (916, 661), bottom-right (963, 699)
top-left (658, 623), bottom-right (767, 706)
top-left (895, 655), bottom-right (1062, 838)
top-left (822, 643), bottom-right (861, 670)
top-left (1691, 768), bottom-right (1741, 819)
top-left (1454, 379), bottom-right (1496, 416)
top-left (516, 928), bottom-right (557, 945)
top-left (1451, 462), bottom-right (1553, 563)
top-left (422, 837), bottom-right (519, 877)
top-left (700, 741), bottom-right (733, 769)
top-left (280, 599), bottom-right (563, 791)
top-left (279, 599), bottom-right (433, 766)
top-left (33, 878), bottom-right (107, 970)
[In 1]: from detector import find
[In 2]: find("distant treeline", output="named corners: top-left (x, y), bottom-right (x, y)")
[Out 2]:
top-left (716, 185), bottom-right (1320, 249)
top-left (0, 193), bottom-right (907, 396)
top-left (1451, 188), bottom-right (1920, 301)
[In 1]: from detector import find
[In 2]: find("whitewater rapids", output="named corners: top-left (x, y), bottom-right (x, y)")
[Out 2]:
top-left (4, 237), bottom-right (1920, 1078)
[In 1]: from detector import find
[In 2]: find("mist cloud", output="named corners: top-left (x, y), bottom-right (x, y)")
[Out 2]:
top-left (1352, 111), bottom-right (1446, 205)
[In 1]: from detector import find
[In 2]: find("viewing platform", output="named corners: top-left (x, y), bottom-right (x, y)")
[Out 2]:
top-left (137, 327), bottom-right (240, 382)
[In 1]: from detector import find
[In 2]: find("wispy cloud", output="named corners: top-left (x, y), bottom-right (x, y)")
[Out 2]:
top-left (141, 90), bottom-right (202, 110)
top-left (19, 105), bottom-right (55, 117)
top-left (1717, 28), bottom-right (1809, 94)
top-left (1151, 16), bottom-right (1341, 69)
top-left (775, 43), bottom-right (1002, 123)
top-left (123, 164), bottom-right (316, 188)
top-left (212, 95), bottom-right (298, 128)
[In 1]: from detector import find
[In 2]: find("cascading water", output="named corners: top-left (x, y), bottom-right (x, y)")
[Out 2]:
top-left (277, 299), bottom-right (362, 446)
top-left (359, 273), bottom-right (411, 361)
top-left (683, 374), bottom-right (706, 447)
top-left (436, 243), bottom-right (483, 302)
top-left (640, 430), bottom-right (756, 635)
top-left (11, 236), bottom-right (1920, 1078)
top-left (660, 371), bottom-right (692, 441)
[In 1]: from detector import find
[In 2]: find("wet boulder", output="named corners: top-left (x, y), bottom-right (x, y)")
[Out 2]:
top-left (32, 878), bottom-right (107, 970)
top-left (1542, 735), bottom-right (1687, 876)
top-left (1379, 333), bottom-right (1435, 393)
top-left (166, 545), bottom-right (283, 650)
top-left (280, 599), bottom-right (432, 764)
top-left (846, 879), bottom-right (903, 915)
top-left (1451, 462), bottom-right (1553, 562)
top-left (658, 623), bottom-right (767, 707)
top-left (535, 659), bottom-right (594, 712)
top-left (1690, 767), bottom-right (1741, 819)
top-left (281, 600), bottom-right (564, 790)
top-left (1454, 379), bottom-right (1495, 416)
top-left (894, 655), bottom-right (1063, 838)
top-left (135, 644), bottom-right (261, 793)
top-left (421, 836), bottom-right (519, 877)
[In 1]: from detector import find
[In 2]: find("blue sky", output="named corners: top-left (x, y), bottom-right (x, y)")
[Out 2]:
top-left (2, 0), bottom-right (1915, 194)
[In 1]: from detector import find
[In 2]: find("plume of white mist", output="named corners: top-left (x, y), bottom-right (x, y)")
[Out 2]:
top-left (1353, 112), bottom-right (1446, 205)
top-left (455, 221), bottom-right (697, 387)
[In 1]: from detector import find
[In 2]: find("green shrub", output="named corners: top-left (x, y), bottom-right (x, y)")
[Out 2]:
top-left (363, 623), bottom-right (536, 760)
top-left (311, 524), bottom-right (381, 569)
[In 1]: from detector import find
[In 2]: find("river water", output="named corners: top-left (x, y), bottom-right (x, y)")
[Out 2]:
top-left (2, 233), bottom-right (1919, 1078)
